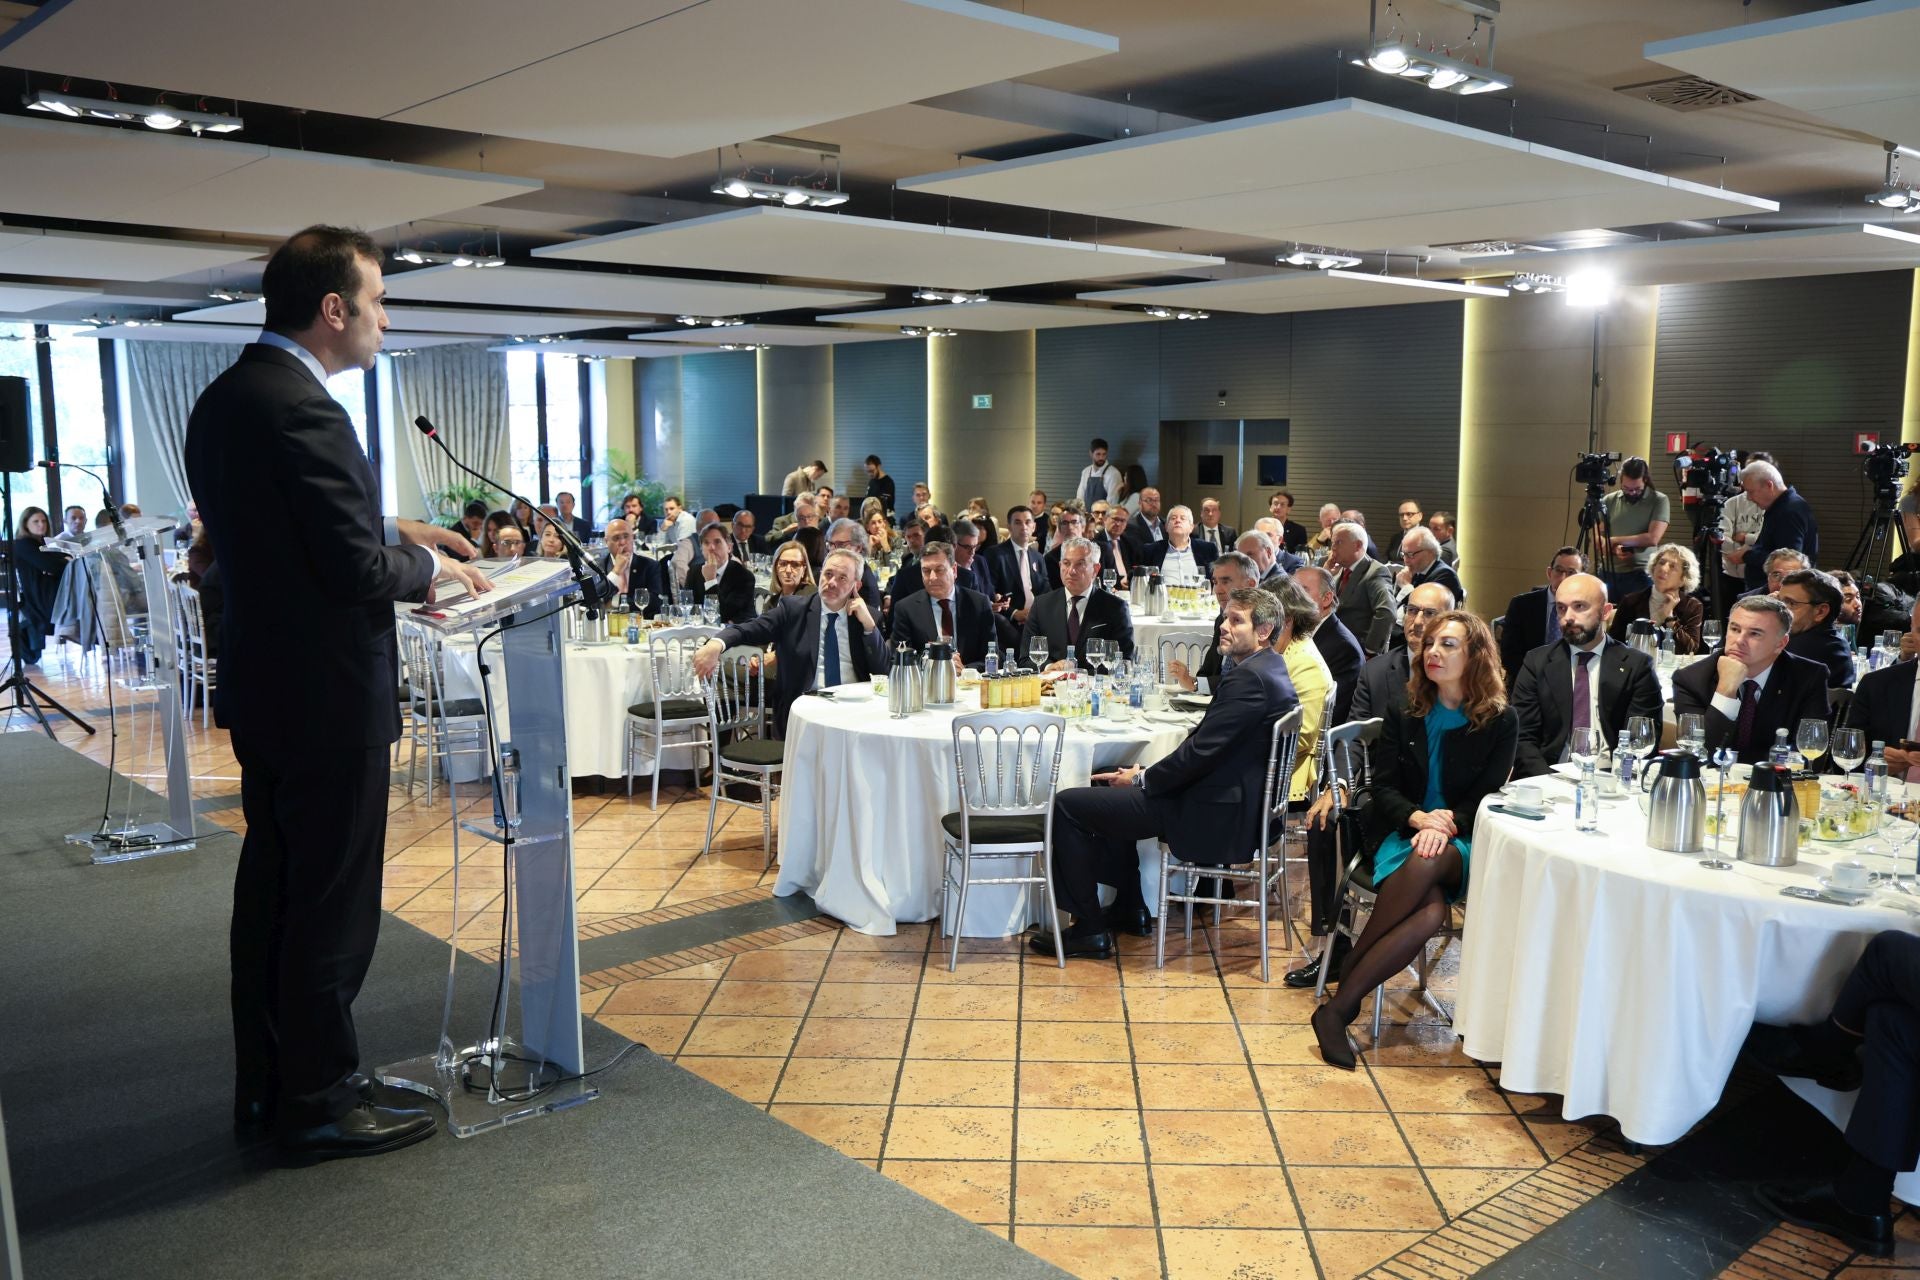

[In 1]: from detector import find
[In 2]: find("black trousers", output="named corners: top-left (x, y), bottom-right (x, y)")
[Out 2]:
top-left (231, 733), bottom-right (391, 1126)
top-left (1833, 931), bottom-right (1920, 1174)
top-left (1051, 784), bottom-right (1162, 923)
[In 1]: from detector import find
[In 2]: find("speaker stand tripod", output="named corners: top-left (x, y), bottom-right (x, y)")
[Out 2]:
top-left (1845, 490), bottom-right (1908, 584)
top-left (1, 467), bottom-right (92, 740)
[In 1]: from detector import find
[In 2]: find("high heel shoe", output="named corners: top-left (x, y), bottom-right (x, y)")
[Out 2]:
top-left (1312, 1003), bottom-right (1357, 1071)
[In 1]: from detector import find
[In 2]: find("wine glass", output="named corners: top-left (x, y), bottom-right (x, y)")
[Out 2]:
top-left (1832, 726), bottom-right (1867, 788)
top-left (1029, 638), bottom-right (1049, 672)
top-left (1795, 717), bottom-right (1829, 774)
top-left (1568, 726), bottom-right (1596, 769)
top-left (1677, 713), bottom-right (1706, 760)
top-left (1085, 638), bottom-right (1109, 675)
top-left (630, 588), bottom-right (651, 618)
top-left (1627, 715), bottom-right (1657, 766)
top-left (1701, 619), bottom-right (1723, 652)
top-left (1101, 569), bottom-right (1118, 594)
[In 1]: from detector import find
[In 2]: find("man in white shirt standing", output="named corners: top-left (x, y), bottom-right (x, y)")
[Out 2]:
top-left (1075, 437), bottom-right (1122, 508)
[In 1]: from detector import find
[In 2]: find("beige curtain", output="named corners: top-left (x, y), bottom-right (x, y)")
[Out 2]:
top-left (391, 344), bottom-right (508, 512)
top-left (122, 341), bottom-right (238, 509)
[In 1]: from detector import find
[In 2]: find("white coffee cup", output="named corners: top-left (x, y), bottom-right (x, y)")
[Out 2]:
top-left (1507, 782), bottom-right (1544, 813)
top-left (1830, 859), bottom-right (1874, 892)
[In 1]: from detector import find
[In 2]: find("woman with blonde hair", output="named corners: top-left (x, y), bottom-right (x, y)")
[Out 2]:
top-left (762, 541), bottom-right (816, 614)
top-left (1609, 543), bottom-right (1705, 654)
top-left (1313, 610), bottom-right (1517, 1069)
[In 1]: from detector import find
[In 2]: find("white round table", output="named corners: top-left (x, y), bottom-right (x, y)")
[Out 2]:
top-left (776, 689), bottom-right (1194, 936)
top-left (1454, 777), bottom-right (1920, 1156)
top-left (439, 636), bottom-right (674, 780)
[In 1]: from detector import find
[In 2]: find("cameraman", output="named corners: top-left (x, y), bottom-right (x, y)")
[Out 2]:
top-left (1600, 457), bottom-right (1670, 597)
top-left (1724, 462), bottom-right (1819, 593)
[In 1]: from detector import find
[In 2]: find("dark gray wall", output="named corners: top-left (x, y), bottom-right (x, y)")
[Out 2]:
top-left (832, 339), bottom-right (928, 502)
top-left (1650, 271), bottom-right (1912, 551)
top-left (681, 351), bottom-right (758, 508)
top-left (1035, 305), bottom-right (1464, 531)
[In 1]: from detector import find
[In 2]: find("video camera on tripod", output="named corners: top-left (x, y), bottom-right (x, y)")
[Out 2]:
top-left (1863, 440), bottom-right (1919, 500)
top-left (1573, 451), bottom-right (1621, 488)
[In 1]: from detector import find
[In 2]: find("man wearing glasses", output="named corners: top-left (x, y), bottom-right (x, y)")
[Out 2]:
top-left (1500, 547), bottom-right (1586, 689)
top-left (825, 517), bottom-right (883, 616)
top-left (1777, 568), bottom-right (1856, 690)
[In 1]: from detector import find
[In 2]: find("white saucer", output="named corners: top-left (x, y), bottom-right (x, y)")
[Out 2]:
top-left (1818, 876), bottom-right (1875, 901)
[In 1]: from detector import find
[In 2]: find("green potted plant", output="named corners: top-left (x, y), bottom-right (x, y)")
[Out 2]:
top-left (423, 479), bottom-right (504, 525)
top-left (589, 449), bottom-right (667, 524)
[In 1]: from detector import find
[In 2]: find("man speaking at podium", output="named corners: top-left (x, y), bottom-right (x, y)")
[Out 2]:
top-left (186, 225), bottom-right (491, 1163)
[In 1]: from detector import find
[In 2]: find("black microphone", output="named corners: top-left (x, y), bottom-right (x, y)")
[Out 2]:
top-left (40, 458), bottom-right (128, 546)
top-left (412, 415), bottom-right (611, 607)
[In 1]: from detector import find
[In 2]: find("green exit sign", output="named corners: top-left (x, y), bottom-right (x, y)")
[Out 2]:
top-left (971, 393), bottom-right (993, 409)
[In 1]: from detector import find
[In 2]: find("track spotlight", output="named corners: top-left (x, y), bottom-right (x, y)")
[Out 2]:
top-left (207, 287), bottom-right (260, 302)
top-left (719, 342), bottom-right (771, 351)
top-left (1867, 146), bottom-right (1919, 210)
top-left (708, 176), bottom-right (849, 209)
top-left (912, 289), bottom-right (989, 304)
top-left (1143, 307), bottom-right (1209, 321)
top-left (676, 315), bottom-right (745, 327)
top-left (899, 326), bottom-right (959, 337)
top-left (392, 248), bottom-right (504, 268)
top-left (24, 89), bottom-right (243, 134)
top-left (1354, 0), bottom-right (1511, 97)
top-left (1282, 246), bottom-right (1364, 270)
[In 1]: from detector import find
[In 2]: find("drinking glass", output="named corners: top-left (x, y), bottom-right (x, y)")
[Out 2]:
top-left (1568, 726), bottom-right (1596, 768)
top-left (1029, 639), bottom-right (1049, 672)
top-left (1677, 713), bottom-right (1706, 759)
top-left (1700, 619), bottom-right (1723, 652)
top-left (1627, 715), bottom-right (1657, 764)
top-left (630, 589), bottom-right (651, 618)
top-left (1832, 726), bottom-right (1867, 786)
top-left (1101, 570), bottom-right (1118, 594)
top-left (700, 599), bottom-right (719, 625)
top-left (1795, 717), bottom-right (1829, 773)
top-left (1085, 638), bottom-right (1109, 675)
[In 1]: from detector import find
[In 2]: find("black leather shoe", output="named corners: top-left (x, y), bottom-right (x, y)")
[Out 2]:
top-left (1311, 1003), bottom-right (1358, 1071)
top-left (277, 1100), bottom-right (438, 1165)
top-left (234, 1095), bottom-right (274, 1136)
top-left (1029, 929), bottom-right (1116, 960)
top-left (1109, 906), bottom-right (1154, 938)
top-left (349, 1072), bottom-right (428, 1110)
top-left (1283, 956), bottom-right (1325, 990)
top-left (1756, 1182), bottom-right (1893, 1256)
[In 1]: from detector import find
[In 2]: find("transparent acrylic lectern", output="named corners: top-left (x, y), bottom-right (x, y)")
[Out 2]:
top-left (56, 516), bottom-right (198, 864)
top-left (377, 558), bottom-right (599, 1137)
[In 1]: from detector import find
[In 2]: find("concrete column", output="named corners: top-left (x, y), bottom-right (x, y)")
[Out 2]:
top-left (1457, 285), bottom-right (1658, 612)
top-left (757, 346), bottom-right (833, 494)
top-left (1904, 270), bottom-right (1920, 447)
top-left (929, 330), bottom-right (1035, 518)
top-left (637, 355), bottom-right (683, 496)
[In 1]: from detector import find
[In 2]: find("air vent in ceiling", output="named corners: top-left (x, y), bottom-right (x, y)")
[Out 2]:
top-left (1615, 76), bottom-right (1760, 112)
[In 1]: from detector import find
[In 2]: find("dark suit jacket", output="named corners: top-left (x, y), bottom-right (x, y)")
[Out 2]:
top-left (1500, 587), bottom-right (1553, 688)
top-left (1372, 703), bottom-right (1520, 849)
top-left (1352, 647), bottom-right (1412, 723)
top-left (683, 558), bottom-right (757, 625)
top-left (890, 587), bottom-right (996, 668)
top-left (887, 559), bottom-right (923, 609)
top-left (1609, 589), bottom-right (1705, 656)
top-left (1670, 649), bottom-right (1831, 764)
top-left (954, 554), bottom-right (996, 602)
top-left (1135, 538), bottom-right (1220, 577)
top-left (718, 592), bottom-right (884, 736)
top-left (858, 563), bottom-right (883, 620)
top-left (1016, 588), bottom-right (1135, 668)
top-left (1125, 512), bottom-right (1166, 556)
top-left (628, 514), bottom-right (659, 537)
top-left (1194, 523), bottom-right (1238, 555)
top-left (1333, 557), bottom-right (1397, 655)
top-left (1844, 659), bottom-right (1917, 749)
top-left (567, 514), bottom-right (594, 541)
top-left (184, 344), bottom-right (433, 749)
top-left (986, 541), bottom-right (1049, 614)
top-left (1408, 560), bottom-right (1465, 604)
top-left (1312, 615), bottom-right (1366, 726)
top-left (1140, 646), bottom-right (1300, 865)
top-left (1279, 519), bottom-right (1308, 553)
top-left (1746, 488), bottom-right (1820, 590)
top-left (1510, 639), bottom-right (1666, 778)
top-left (1787, 623), bottom-right (1856, 689)
top-left (1049, 538), bottom-right (1122, 591)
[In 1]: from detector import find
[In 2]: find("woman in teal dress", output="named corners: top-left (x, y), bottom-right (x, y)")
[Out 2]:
top-left (1313, 610), bottom-right (1517, 1070)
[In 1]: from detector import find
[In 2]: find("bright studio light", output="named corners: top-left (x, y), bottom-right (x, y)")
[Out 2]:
top-left (1564, 271), bottom-right (1615, 309)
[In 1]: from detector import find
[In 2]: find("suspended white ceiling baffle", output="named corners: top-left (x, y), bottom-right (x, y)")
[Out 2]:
top-left (1456, 224), bottom-right (1920, 287)
top-left (0, 0), bottom-right (1117, 158)
top-left (533, 207), bottom-right (1223, 289)
top-left (898, 98), bottom-right (1777, 253)
top-left (1080, 270), bottom-right (1509, 314)
top-left (820, 301), bottom-right (1159, 331)
top-left (174, 299), bottom-right (640, 338)
top-left (381, 264), bottom-right (879, 316)
top-left (82, 323), bottom-right (478, 347)
top-left (1645, 0), bottom-right (1920, 149)
top-left (488, 340), bottom-right (718, 359)
top-left (0, 227), bottom-right (264, 281)
top-left (626, 324), bottom-right (912, 347)
top-left (0, 281), bottom-right (99, 315)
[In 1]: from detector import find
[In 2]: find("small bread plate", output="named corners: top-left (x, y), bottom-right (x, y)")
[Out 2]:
top-left (831, 683), bottom-right (876, 702)
top-left (1817, 876), bottom-right (1876, 902)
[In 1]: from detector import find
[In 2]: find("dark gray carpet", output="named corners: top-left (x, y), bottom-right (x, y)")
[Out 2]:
top-left (0, 734), bottom-right (1063, 1280)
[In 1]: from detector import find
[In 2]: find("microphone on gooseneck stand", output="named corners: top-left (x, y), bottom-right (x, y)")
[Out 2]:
top-left (411, 415), bottom-right (612, 609)
top-left (39, 459), bottom-right (128, 546)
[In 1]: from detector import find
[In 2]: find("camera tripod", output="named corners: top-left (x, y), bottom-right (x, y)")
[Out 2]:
top-left (1574, 482), bottom-right (1610, 575)
top-left (1, 466), bottom-right (93, 739)
top-left (1845, 486), bottom-right (1909, 583)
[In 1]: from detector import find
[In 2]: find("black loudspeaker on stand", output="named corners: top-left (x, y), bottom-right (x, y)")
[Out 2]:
top-left (1, 375), bottom-right (91, 738)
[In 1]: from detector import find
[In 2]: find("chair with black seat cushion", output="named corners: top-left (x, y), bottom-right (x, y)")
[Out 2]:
top-left (941, 710), bottom-right (1067, 972)
top-left (1156, 705), bottom-right (1304, 982)
top-left (625, 624), bottom-right (721, 808)
top-left (700, 648), bottom-right (783, 867)
top-left (397, 620), bottom-right (486, 804)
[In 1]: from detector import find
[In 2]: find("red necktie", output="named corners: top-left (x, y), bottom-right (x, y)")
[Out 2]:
top-left (1339, 567), bottom-right (1351, 595)
top-left (939, 598), bottom-right (954, 641)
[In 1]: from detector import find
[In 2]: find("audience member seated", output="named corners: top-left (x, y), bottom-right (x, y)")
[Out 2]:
top-left (792, 525), bottom-right (827, 574)
top-left (1511, 573), bottom-right (1664, 778)
top-left (1036, 588), bottom-right (1301, 958)
top-left (1339, 509), bottom-right (1384, 562)
top-left (536, 502), bottom-right (561, 534)
top-left (1042, 505), bottom-right (1094, 589)
top-left (827, 495), bottom-right (853, 525)
top-left (695, 548), bottom-right (881, 736)
top-left (897, 520), bottom-right (927, 565)
top-left (900, 482), bottom-right (932, 528)
top-left (1291, 565), bottom-right (1365, 726)
top-left (864, 511), bottom-right (894, 556)
top-left (1270, 577), bottom-right (1334, 811)
top-left (1501, 547), bottom-right (1586, 687)
top-left (510, 497), bottom-right (536, 532)
top-left (8, 506), bottom-right (61, 665)
top-left (1236, 529), bottom-right (1288, 591)
top-left (1328, 521), bottom-right (1396, 656)
top-left (537, 521), bottom-right (567, 558)
top-left (449, 499), bottom-right (487, 547)
top-left (1779, 567), bottom-right (1856, 689)
top-left (1834, 570), bottom-right (1864, 632)
top-left (1844, 596), bottom-right (1920, 781)
top-left (732, 508), bottom-right (766, 558)
top-left (1743, 548), bottom-right (1810, 600)
top-left (1268, 489), bottom-right (1308, 553)
top-left (658, 495), bottom-right (696, 545)
top-left (1608, 543), bottom-right (1705, 655)
top-left (1429, 511), bottom-right (1460, 566)
top-left (483, 512), bottom-right (525, 560)
top-left (1089, 505), bottom-right (1136, 588)
top-left (1744, 930), bottom-right (1919, 1257)
top-left (1671, 596), bottom-right (1829, 765)
top-left (825, 518), bottom-right (883, 617)
top-left (987, 506), bottom-right (1048, 630)
top-left (1137, 504), bottom-right (1218, 581)
top-left (1725, 461), bottom-right (1820, 592)
top-left (1166, 552), bottom-right (1258, 692)
top-left (1311, 611), bottom-right (1517, 1068)
top-left (949, 517), bottom-right (999, 601)
top-left (666, 506), bottom-right (719, 592)
top-left (1388, 500), bottom-right (1426, 565)
top-left (764, 542), bottom-right (815, 613)
top-left (1026, 489), bottom-right (1052, 545)
top-left (1124, 484), bottom-right (1165, 550)
top-left (556, 490), bottom-right (592, 540)
top-left (1394, 527), bottom-right (1464, 603)
top-left (597, 519), bottom-right (657, 607)
top-left (1306, 502), bottom-right (1341, 556)
top-left (620, 493), bottom-right (659, 537)
top-left (1195, 497), bottom-right (1237, 553)
top-left (1251, 518), bottom-right (1306, 573)
top-left (1018, 537), bottom-right (1135, 671)
top-left (889, 541), bottom-right (995, 668)
top-left (773, 494), bottom-right (821, 544)
top-left (684, 521), bottom-right (756, 624)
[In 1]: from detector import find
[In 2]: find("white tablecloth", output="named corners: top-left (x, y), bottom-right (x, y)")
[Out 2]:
top-left (776, 690), bottom-right (1193, 936)
top-left (1454, 780), bottom-right (1920, 1147)
top-left (1129, 610), bottom-right (1215, 672)
top-left (440, 636), bottom-right (672, 779)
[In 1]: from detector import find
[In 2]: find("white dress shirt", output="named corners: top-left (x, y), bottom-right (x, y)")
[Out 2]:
top-left (1011, 541), bottom-right (1035, 605)
top-left (815, 601), bottom-right (858, 689)
top-left (1556, 636), bottom-right (1608, 762)
top-left (1159, 542), bottom-right (1197, 581)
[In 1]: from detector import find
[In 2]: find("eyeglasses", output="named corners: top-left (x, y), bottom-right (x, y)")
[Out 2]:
top-left (1776, 595), bottom-right (1811, 611)
top-left (1404, 605), bottom-right (1443, 621)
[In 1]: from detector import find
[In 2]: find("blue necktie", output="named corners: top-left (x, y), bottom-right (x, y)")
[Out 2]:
top-left (822, 611), bottom-right (842, 688)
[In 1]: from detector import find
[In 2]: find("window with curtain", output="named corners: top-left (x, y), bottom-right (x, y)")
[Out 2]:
top-left (543, 353), bottom-right (583, 503)
top-left (0, 324), bottom-right (49, 518)
top-left (505, 349), bottom-right (541, 502)
top-left (326, 366), bottom-right (369, 454)
top-left (499, 350), bottom-right (588, 505)
top-left (48, 326), bottom-right (107, 512)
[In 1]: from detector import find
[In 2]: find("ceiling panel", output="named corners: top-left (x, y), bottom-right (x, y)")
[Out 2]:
top-left (172, 299), bottom-right (636, 337)
top-left (492, 340), bottom-right (737, 359)
top-left (532, 206), bottom-right (1222, 288)
top-left (1457, 224), bottom-right (1920, 287)
top-left (1080, 270), bottom-right (1507, 313)
top-left (80, 322), bottom-right (478, 347)
top-left (0, 281), bottom-right (99, 315)
top-left (0, 116), bottom-right (539, 237)
top-left (0, 227), bottom-right (263, 280)
top-left (899, 97), bottom-right (1777, 253)
top-left (1645, 0), bottom-right (1920, 148)
top-left (384, 263), bottom-right (877, 315)
top-left (821, 300), bottom-right (1156, 331)
top-left (627, 324), bottom-right (911, 347)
